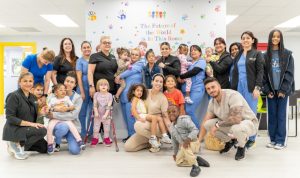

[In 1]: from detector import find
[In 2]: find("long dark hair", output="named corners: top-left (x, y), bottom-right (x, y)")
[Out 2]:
top-left (229, 42), bottom-right (242, 55)
top-left (241, 31), bottom-right (258, 49)
top-left (59, 37), bottom-right (77, 67)
top-left (267, 29), bottom-right (285, 60)
top-left (127, 84), bottom-right (148, 102)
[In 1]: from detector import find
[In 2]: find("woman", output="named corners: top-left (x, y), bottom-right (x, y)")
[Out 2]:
top-left (76, 41), bottom-right (93, 138)
top-left (229, 42), bottom-right (242, 59)
top-left (231, 31), bottom-right (264, 114)
top-left (21, 49), bottom-right (55, 94)
top-left (156, 42), bottom-right (181, 77)
top-left (48, 72), bottom-right (83, 155)
top-left (124, 73), bottom-right (171, 152)
top-left (3, 72), bottom-right (47, 160)
top-left (143, 49), bottom-right (161, 89)
top-left (88, 36), bottom-right (118, 97)
top-left (263, 29), bottom-right (294, 149)
top-left (52, 37), bottom-right (78, 85)
top-left (179, 45), bottom-right (206, 128)
top-left (205, 37), bottom-right (232, 89)
top-left (115, 48), bottom-right (144, 142)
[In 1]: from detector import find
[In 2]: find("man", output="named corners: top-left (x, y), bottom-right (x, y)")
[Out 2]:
top-left (198, 77), bottom-right (258, 160)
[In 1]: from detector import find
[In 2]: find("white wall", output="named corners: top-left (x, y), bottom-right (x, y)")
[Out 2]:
top-left (227, 35), bottom-right (299, 90)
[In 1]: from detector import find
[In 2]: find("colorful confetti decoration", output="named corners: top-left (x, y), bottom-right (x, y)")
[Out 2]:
top-left (215, 5), bottom-right (221, 12)
top-left (88, 11), bottom-right (96, 21)
top-left (182, 14), bottom-right (188, 21)
top-left (118, 10), bottom-right (126, 20)
top-left (149, 10), bottom-right (166, 18)
top-left (179, 29), bottom-right (186, 34)
top-left (108, 24), bottom-right (113, 30)
top-left (209, 31), bottom-right (215, 38)
top-left (200, 14), bottom-right (205, 19)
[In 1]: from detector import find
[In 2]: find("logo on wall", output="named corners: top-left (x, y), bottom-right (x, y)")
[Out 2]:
top-left (148, 11), bottom-right (166, 18)
top-left (88, 11), bottom-right (96, 21)
top-left (118, 10), bottom-right (126, 20)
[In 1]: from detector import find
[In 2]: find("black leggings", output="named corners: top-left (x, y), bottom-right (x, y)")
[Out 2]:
top-left (19, 127), bottom-right (47, 153)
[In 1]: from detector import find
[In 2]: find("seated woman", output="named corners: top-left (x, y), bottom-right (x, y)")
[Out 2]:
top-left (124, 73), bottom-right (171, 152)
top-left (47, 72), bottom-right (83, 155)
top-left (3, 72), bottom-right (48, 160)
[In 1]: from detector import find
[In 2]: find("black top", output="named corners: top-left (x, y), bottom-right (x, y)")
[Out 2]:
top-left (180, 67), bottom-right (201, 79)
top-left (156, 55), bottom-right (181, 77)
top-left (209, 52), bottom-right (233, 89)
top-left (3, 89), bottom-right (38, 142)
top-left (53, 55), bottom-right (78, 84)
top-left (89, 51), bottom-right (118, 94)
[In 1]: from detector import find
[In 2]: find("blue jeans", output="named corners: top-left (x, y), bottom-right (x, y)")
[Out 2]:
top-left (54, 123), bottom-right (81, 155)
top-left (267, 96), bottom-right (288, 145)
top-left (78, 92), bottom-right (93, 137)
top-left (185, 88), bottom-right (205, 129)
top-left (121, 102), bottom-right (136, 137)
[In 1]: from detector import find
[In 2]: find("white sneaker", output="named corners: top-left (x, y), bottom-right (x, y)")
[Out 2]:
top-left (149, 138), bottom-right (161, 148)
top-left (161, 135), bottom-right (172, 144)
top-left (98, 134), bottom-right (103, 144)
top-left (266, 142), bottom-right (276, 148)
top-left (185, 97), bottom-right (194, 104)
top-left (7, 142), bottom-right (29, 160)
top-left (274, 144), bottom-right (286, 150)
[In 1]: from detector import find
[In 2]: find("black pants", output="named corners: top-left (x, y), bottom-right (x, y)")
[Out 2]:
top-left (20, 127), bottom-right (47, 153)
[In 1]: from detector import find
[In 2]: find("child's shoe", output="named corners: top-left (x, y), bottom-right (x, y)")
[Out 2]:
top-left (54, 143), bottom-right (60, 152)
top-left (47, 144), bottom-right (54, 154)
top-left (161, 135), bottom-right (172, 144)
top-left (77, 141), bottom-right (86, 150)
top-left (185, 96), bottom-right (194, 104)
top-left (91, 138), bottom-right (98, 147)
top-left (104, 137), bottom-right (112, 147)
top-left (149, 137), bottom-right (161, 148)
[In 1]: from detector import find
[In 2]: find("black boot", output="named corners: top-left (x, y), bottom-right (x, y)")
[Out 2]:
top-left (196, 156), bottom-right (210, 167)
top-left (220, 139), bottom-right (237, 154)
top-left (235, 146), bottom-right (245, 160)
top-left (122, 136), bottom-right (130, 143)
top-left (190, 165), bottom-right (201, 177)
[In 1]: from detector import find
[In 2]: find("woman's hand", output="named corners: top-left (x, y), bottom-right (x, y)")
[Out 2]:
top-left (40, 106), bottom-right (49, 116)
top-left (115, 75), bottom-right (121, 84)
top-left (30, 122), bottom-right (45, 129)
top-left (278, 92), bottom-right (285, 98)
top-left (268, 92), bottom-right (274, 99)
top-left (252, 88), bottom-right (260, 99)
top-left (158, 62), bottom-right (166, 68)
top-left (53, 105), bottom-right (68, 112)
top-left (89, 87), bottom-right (95, 98)
top-left (81, 92), bottom-right (86, 100)
top-left (177, 77), bottom-right (184, 84)
top-left (182, 138), bottom-right (191, 149)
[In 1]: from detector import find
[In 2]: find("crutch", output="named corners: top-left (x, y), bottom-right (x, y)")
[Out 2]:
top-left (84, 111), bottom-right (94, 144)
top-left (107, 106), bottom-right (119, 152)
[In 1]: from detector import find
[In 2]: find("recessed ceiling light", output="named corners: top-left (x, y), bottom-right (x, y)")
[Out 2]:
top-left (226, 15), bottom-right (238, 25)
top-left (0, 24), bottom-right (5, 28)
top-left (40, 15), bottom-right (79, 27)
top-left (275, 15), bottom-right (300, 28)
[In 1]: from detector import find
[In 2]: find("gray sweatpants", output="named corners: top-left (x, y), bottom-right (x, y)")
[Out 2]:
top-left (204, 118), bottom-right (257, 147)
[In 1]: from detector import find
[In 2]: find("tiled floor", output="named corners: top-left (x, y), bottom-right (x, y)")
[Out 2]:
top-left (0, 115), bottom-right (299, 178)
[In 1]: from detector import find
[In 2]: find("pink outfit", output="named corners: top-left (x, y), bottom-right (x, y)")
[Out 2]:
top-left (93, 92), bottom-right (113, 139)
top-left (47, 96), bottom-right (82, 144)
top-left (178, 54), bottom-right (192, 92)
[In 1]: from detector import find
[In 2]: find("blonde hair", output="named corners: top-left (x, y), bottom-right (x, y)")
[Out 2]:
top-left (41, 49), bottom-right (55, 62)
top-left (131, 48), bottom-right (141, 57)
top-left (100, 36), bottom-right (110, 43)
top-left (18, 72), bottom-right (34, 83)
top-left (96, 79), bottom-right (110, 92)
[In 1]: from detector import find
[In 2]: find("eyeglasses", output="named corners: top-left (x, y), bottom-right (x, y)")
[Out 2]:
top-left (102, 41), bottom-right (112, 45)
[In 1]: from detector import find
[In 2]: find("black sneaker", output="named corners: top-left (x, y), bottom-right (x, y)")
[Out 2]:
top-left (196, 156), bottom-right (210, 167)
top-left (113, 95), bottom-right (120, 103)
top-left (245, 140), bottom-right (256, 149)
top-left (190, 165), bottom-right (201, 177)
top-left (122, 136), bottom-right (130, 143)
top-left (220, 139), bottom-right (237, 154)
top-left (54, 144), bottom-right (60, 152)
top-left (235, 147), bottom-right (245, 160)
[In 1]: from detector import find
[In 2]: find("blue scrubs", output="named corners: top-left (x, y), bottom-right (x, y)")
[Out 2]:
top-left (120, 60), bottom-right (144, 137)
top-left (182, 59), bottom-right (206, 128)
top-left (76, 57), bottom-right (93, 137)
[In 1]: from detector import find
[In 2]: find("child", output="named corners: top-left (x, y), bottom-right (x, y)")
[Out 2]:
top-left (32, 83), bottom-right (46, 124)
top-left (168, 104), bottom-right (210, 177)
top-left (204, 47), bottom-right (219, 77)
top-left (177, 44), bottom-right (193, 104)
top-left (114, 47), bottom-right (131, 103)
top-left (163, 75), bottom-right (185, 116)
top-left (92, 79), bottom-right (113, 147)
top-left (47, 84), bottom-right (85, 154)
top-left (138, 41), bottom-right (148, 65)
top-left (128, 84), bottom-right (172, 148)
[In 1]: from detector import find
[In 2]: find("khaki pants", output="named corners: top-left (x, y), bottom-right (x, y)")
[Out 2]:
top-left (204, 118), bottom-right (257, 147)
top-left (124, 121), bottom-right (162, 152)
top-left (176, 141), bottom-right (200, 167)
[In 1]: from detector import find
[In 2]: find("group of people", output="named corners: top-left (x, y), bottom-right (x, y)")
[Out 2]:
top-left (2, 29), bottom-right (295, 177)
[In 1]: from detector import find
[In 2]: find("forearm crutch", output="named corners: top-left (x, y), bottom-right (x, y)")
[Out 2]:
top-left (84, 111), bottom-right (94, 144)
top-left (107, 106), bottom-right (119, 152)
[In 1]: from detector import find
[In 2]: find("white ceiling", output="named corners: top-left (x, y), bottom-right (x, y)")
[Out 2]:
top-left (0, 0), bottom-right (300, 37)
